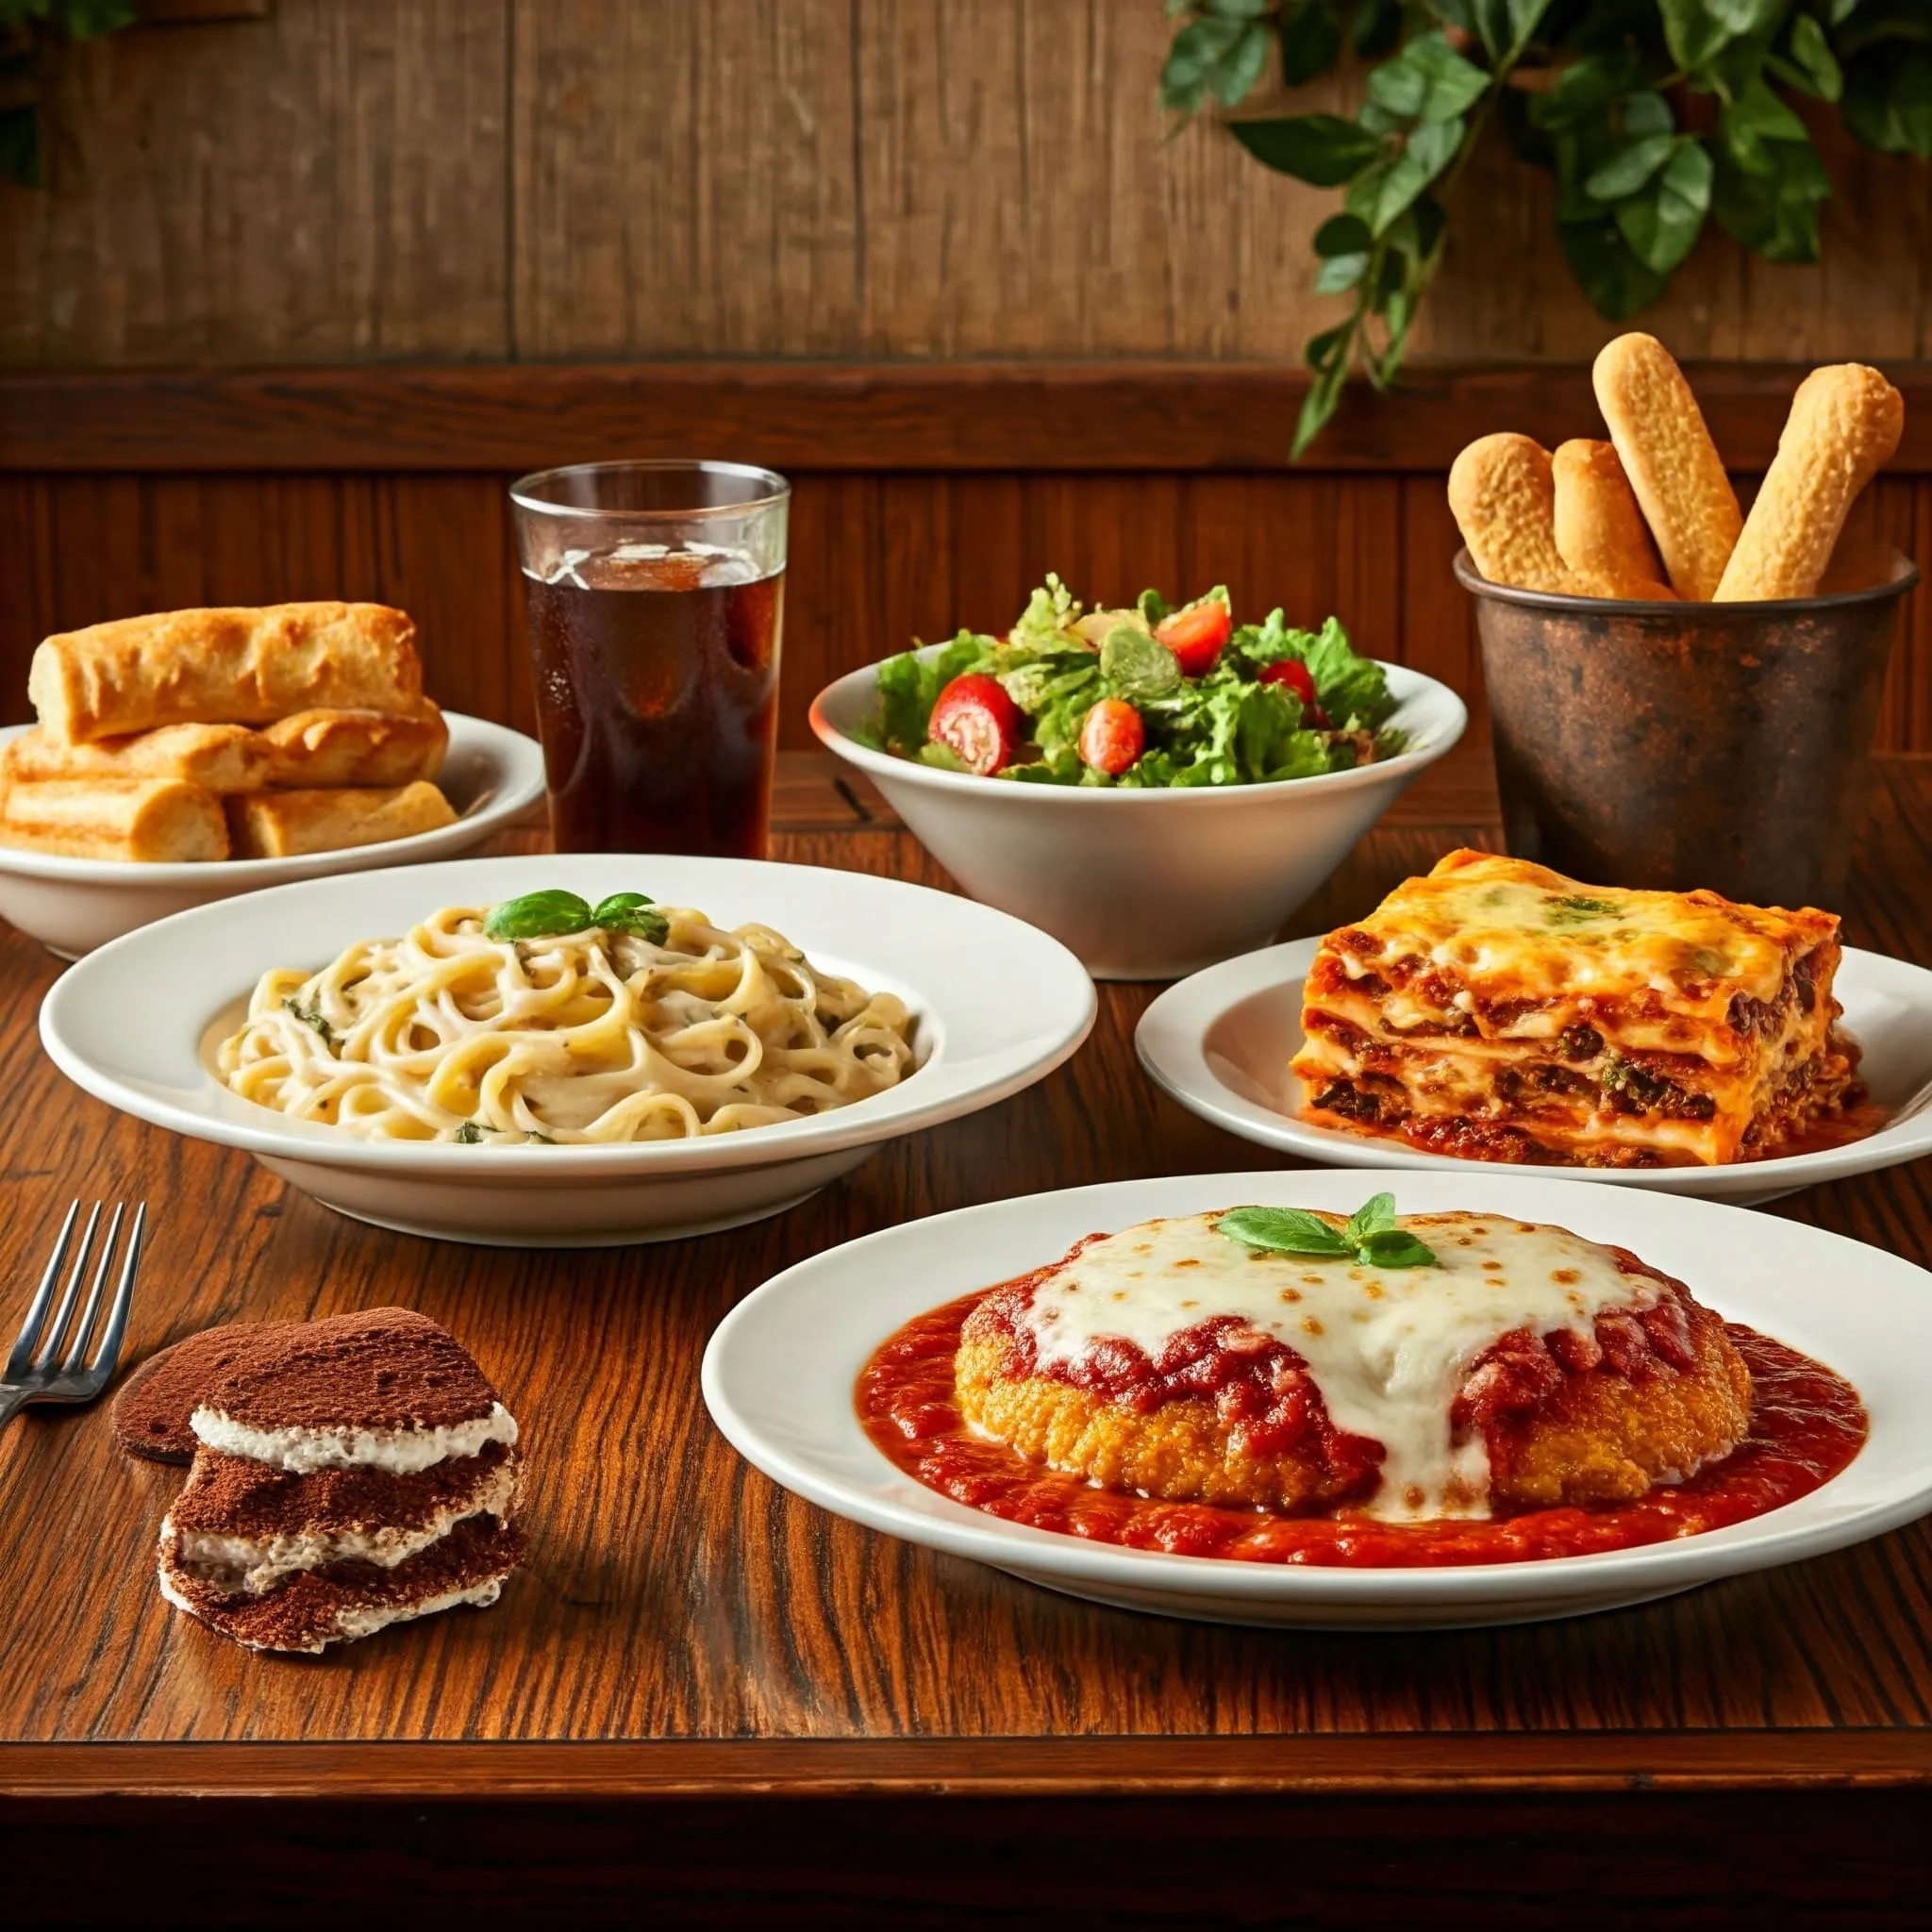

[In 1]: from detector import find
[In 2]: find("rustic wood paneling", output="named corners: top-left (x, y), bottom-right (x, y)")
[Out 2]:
top-left (0, 0), bottom-right (508, 366)
top-left (6, 0), bottom-right (1931, 370)
top-left (14, 359), bottom-right (1932, 475)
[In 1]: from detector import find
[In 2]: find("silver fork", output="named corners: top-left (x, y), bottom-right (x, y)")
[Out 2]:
top-left (0, 1200), bottom-right (145, 1431)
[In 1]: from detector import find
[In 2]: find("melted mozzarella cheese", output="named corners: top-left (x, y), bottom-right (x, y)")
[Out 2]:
top-left (1017, 1210), bottom-right (1660, 1522)
top-left (1341, 849), bottom-right (1830, 1015)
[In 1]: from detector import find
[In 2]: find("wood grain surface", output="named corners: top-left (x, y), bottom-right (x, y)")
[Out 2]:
top-left (8, 1), bottom-right (1932, 371)
top-left (3, 746), bottom-right (1932, 1805)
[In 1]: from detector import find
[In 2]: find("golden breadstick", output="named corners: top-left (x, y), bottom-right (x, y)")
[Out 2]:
top-left (0, 777), bottom-right (228, 861)
top-left (1, 721), bottom-right (272, 792)
top-left (1447, 435), bottom-right (1580, 593)
top-left (27, 603), bottom-right (423, 743)
top-left (225, 780), bottom-right (456, 859)
top-left (1715, 363), bottom-right (1905, 602)
top-left (1552, 440), bottom-right (1676, 600)
top-left (1592, 333), bottom-right (1740, 601)
top-left (260, 702), bottom-right (448, 789)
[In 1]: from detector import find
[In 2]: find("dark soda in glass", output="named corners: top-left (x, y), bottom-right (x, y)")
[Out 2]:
top-left (524, 545), bottom-right (783, 856)
top-left (510, 462), bottom-right (790, 858)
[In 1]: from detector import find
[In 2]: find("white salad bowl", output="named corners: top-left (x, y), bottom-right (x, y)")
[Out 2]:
top-left (810, 652), bottom-right (1467, 980)
top-left (0, 713), bottom-right (548, 958)
top-left (39, 852), bottom-right (1096, 1248)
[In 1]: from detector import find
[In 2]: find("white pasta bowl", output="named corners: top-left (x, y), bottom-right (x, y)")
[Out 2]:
top-left (39, 853), bottom-right (1097, 1247)
top-left (0, 714), bottom-right (548, 958)
top-left (810, 653), bottom-right (1467, 981)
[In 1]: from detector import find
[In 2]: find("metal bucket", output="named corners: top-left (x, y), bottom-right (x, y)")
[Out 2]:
top-left (1457, 547), bottom-right (1920, 909)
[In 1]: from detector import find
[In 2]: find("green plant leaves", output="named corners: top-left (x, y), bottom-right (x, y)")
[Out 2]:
top-left (482, 890), bottom-right (670, 944)
top-left (1616, 141), bottom-right (1715, 273)
top-left (1712, 122), bottom-right (1830, 258)
top-left (1276, 0), bottom-right (1343, 85)
top-left (1584, 131), bottom-right (1676, 199)
top-left (1348, 117), bottom-right (1463, 233)
top-left (1160, 13), bottom-right (1273, 114)
top-left (1228, 112), bottom-right (1385, 185)
top-left (1840, 25), bottom-right (1932, 158)
top-left (1558, 215), bottom-right (1670, 319)
top-left (1366, 30), bottom-right (1491, 124)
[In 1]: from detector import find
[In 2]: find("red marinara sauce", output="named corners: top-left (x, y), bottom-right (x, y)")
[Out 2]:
top-left (856, 1290), bottom-right (1867, 1567)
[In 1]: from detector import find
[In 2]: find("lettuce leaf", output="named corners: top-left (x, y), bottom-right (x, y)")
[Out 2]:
top-left (861, 630), bottom-right (996, 754)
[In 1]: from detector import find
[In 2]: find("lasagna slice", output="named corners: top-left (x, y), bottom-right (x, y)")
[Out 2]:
top-left (1291, 850), bottom-right (1861, 1168)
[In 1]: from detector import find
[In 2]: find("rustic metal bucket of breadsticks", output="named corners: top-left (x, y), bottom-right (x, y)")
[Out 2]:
top-left (1449, 337), bottom-right (1918, 909)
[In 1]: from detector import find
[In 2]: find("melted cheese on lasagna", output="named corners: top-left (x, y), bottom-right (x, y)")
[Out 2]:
top-left (1291, 851), bottom-right (1855, 1166)
top-left (1015, 1209), bottom-right (1662, 1520)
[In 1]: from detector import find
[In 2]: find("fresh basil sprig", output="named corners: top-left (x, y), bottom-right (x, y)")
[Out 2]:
top-left (482, 889), bottom-right (670, 945)
top-left (591, 891), bottom-right (671, 944)
top-left (1216, 1191), bottom-right (1438, 1270)
top-left (484, 890), bottom-right (594, 941)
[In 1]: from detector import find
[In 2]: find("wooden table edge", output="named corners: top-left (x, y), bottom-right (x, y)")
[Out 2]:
top-left (4, 1733), bottom-right (1928, 1800)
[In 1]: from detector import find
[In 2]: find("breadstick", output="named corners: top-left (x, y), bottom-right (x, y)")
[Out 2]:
top-left (225, 781), bottom-right (456, 859)
top-left (1714, 363), bottom-right (1905, 601)
top-left (0, 778), bottom-right (228, 861)
top-left (1592, 333), bottom-right (1740, 601)
top-left (27, 603), bottom-right (423, 743)
top-left (1448, 435), bottom-right (1581, 593)
top-left (1552, 440), bottom-right (1676, 601)
top-left (260, 702), bottom-right (448, 789)
top-left (1, 722), bottom-right (272, 792)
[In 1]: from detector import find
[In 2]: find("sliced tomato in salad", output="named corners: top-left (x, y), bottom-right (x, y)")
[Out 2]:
top-left (1077, 698), bottom-right (1145, 776)
top-left (1257, 656), bottom-right (1329, 726)
top-left (928, 673), bottom-right (1024, 774)
top-left (1154, 598), bottom-right (1232, 677)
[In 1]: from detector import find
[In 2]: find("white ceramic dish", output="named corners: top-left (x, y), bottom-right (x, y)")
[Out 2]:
top-left (1136, 939), bottom-right (1932, 1207)
top-left (704, 1168), bottom-right (1931, 1629)
top-left (0, 714), bottom-right (548, 958)
top-left (810, 652), bottom-right (1466, 982)
top-left (40, 853), bottom-right (1095, 1248)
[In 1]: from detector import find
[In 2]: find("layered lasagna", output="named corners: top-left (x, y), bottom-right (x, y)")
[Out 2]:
top-left (1290, 850), bottom-right (1861, 1167)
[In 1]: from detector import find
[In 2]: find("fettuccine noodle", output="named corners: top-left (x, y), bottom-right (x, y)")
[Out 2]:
top-left (218, 903), bottom-right (918, 1143)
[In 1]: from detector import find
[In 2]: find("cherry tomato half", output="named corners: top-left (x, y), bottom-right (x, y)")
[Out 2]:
top-left (1154, 599), bottom-right (1232, 677)
top-left (1077, 697), bottom-right (1145, 776)
top-left (928, 673), bottom-right (1023, 775)
top-left (1258, 656), bottom-right (1329, 726)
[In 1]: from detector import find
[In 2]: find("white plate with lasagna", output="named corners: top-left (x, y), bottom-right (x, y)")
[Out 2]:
top-left (39, 853), bottom-right (1096, 1247)
top-left (1137, 851), bottom-right (1932, 1206)
top-left (703, 1170), bottom-right (1932, 1628)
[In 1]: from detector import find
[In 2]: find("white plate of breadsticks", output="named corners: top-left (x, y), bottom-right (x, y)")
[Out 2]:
top-left (0, 602), bottom-right (546, 956)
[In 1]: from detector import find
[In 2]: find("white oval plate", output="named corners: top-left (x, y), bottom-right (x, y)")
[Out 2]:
top-left (1135, 938), bottom-right (1932, 1206)
top-left (0, 714), bottom-right (548, 958)
top-left (703, 1169), bottom-right (1932, 1628)
top-left (40, 854), bottom-right (1097, 1247)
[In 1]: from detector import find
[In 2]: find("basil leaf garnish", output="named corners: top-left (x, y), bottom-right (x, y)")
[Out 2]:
top-left (453, 1121), bottom-right (486, 1143)
top-left (1343, 1190), bottom-right (1396, 1245)
top-left (484, 890), bottom-right (594, 941)
top-left (282, 996), bottom-right (336, 1048)
top-left (592, 891), bottom-right (671, 944)
top-left (1215, 1208), bottom-right (1351, 1257)
top-left (1217, 1193), bottom-right (1439, 1269)
top-left (1357, 1228), bottom-right (1438, 1269)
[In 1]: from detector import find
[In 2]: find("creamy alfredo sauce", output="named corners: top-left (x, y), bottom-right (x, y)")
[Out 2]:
top-left (1016, 1211), bottom-right (1662, 1521)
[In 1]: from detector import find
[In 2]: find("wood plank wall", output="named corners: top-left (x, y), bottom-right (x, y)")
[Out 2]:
top-left (7, 1), bottom-right (1932, 370)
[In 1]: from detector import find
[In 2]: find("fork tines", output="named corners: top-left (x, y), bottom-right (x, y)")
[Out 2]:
top-left (5, 1199), bottom-right (145, 1388)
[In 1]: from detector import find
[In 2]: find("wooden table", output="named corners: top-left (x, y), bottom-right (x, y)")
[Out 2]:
top-left (5, 747), bottom-right (1932, 1924)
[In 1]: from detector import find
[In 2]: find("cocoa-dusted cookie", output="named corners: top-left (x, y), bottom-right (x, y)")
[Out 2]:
top-left (190, 1307), bottom-right (516, 1474)
top-left (111, 1323), bottom-right (295, 1464)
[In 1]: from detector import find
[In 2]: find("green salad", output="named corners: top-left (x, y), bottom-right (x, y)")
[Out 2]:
top-left (849, 576), bottom-right (1407, 789)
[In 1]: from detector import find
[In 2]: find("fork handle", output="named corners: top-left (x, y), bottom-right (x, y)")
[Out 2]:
top-left (0, 1386), bottom-right (37, 1430)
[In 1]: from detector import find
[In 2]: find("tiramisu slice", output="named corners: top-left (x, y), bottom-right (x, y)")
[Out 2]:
top-left (190, 1307), bottom-right (518, 1474)
top-left (146, 1307), bottom-right (527, 1654)
top-left (111, 1322), bottom-right (294, 1464)
top-left (159, 1515), bottom-right (524, 1655)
